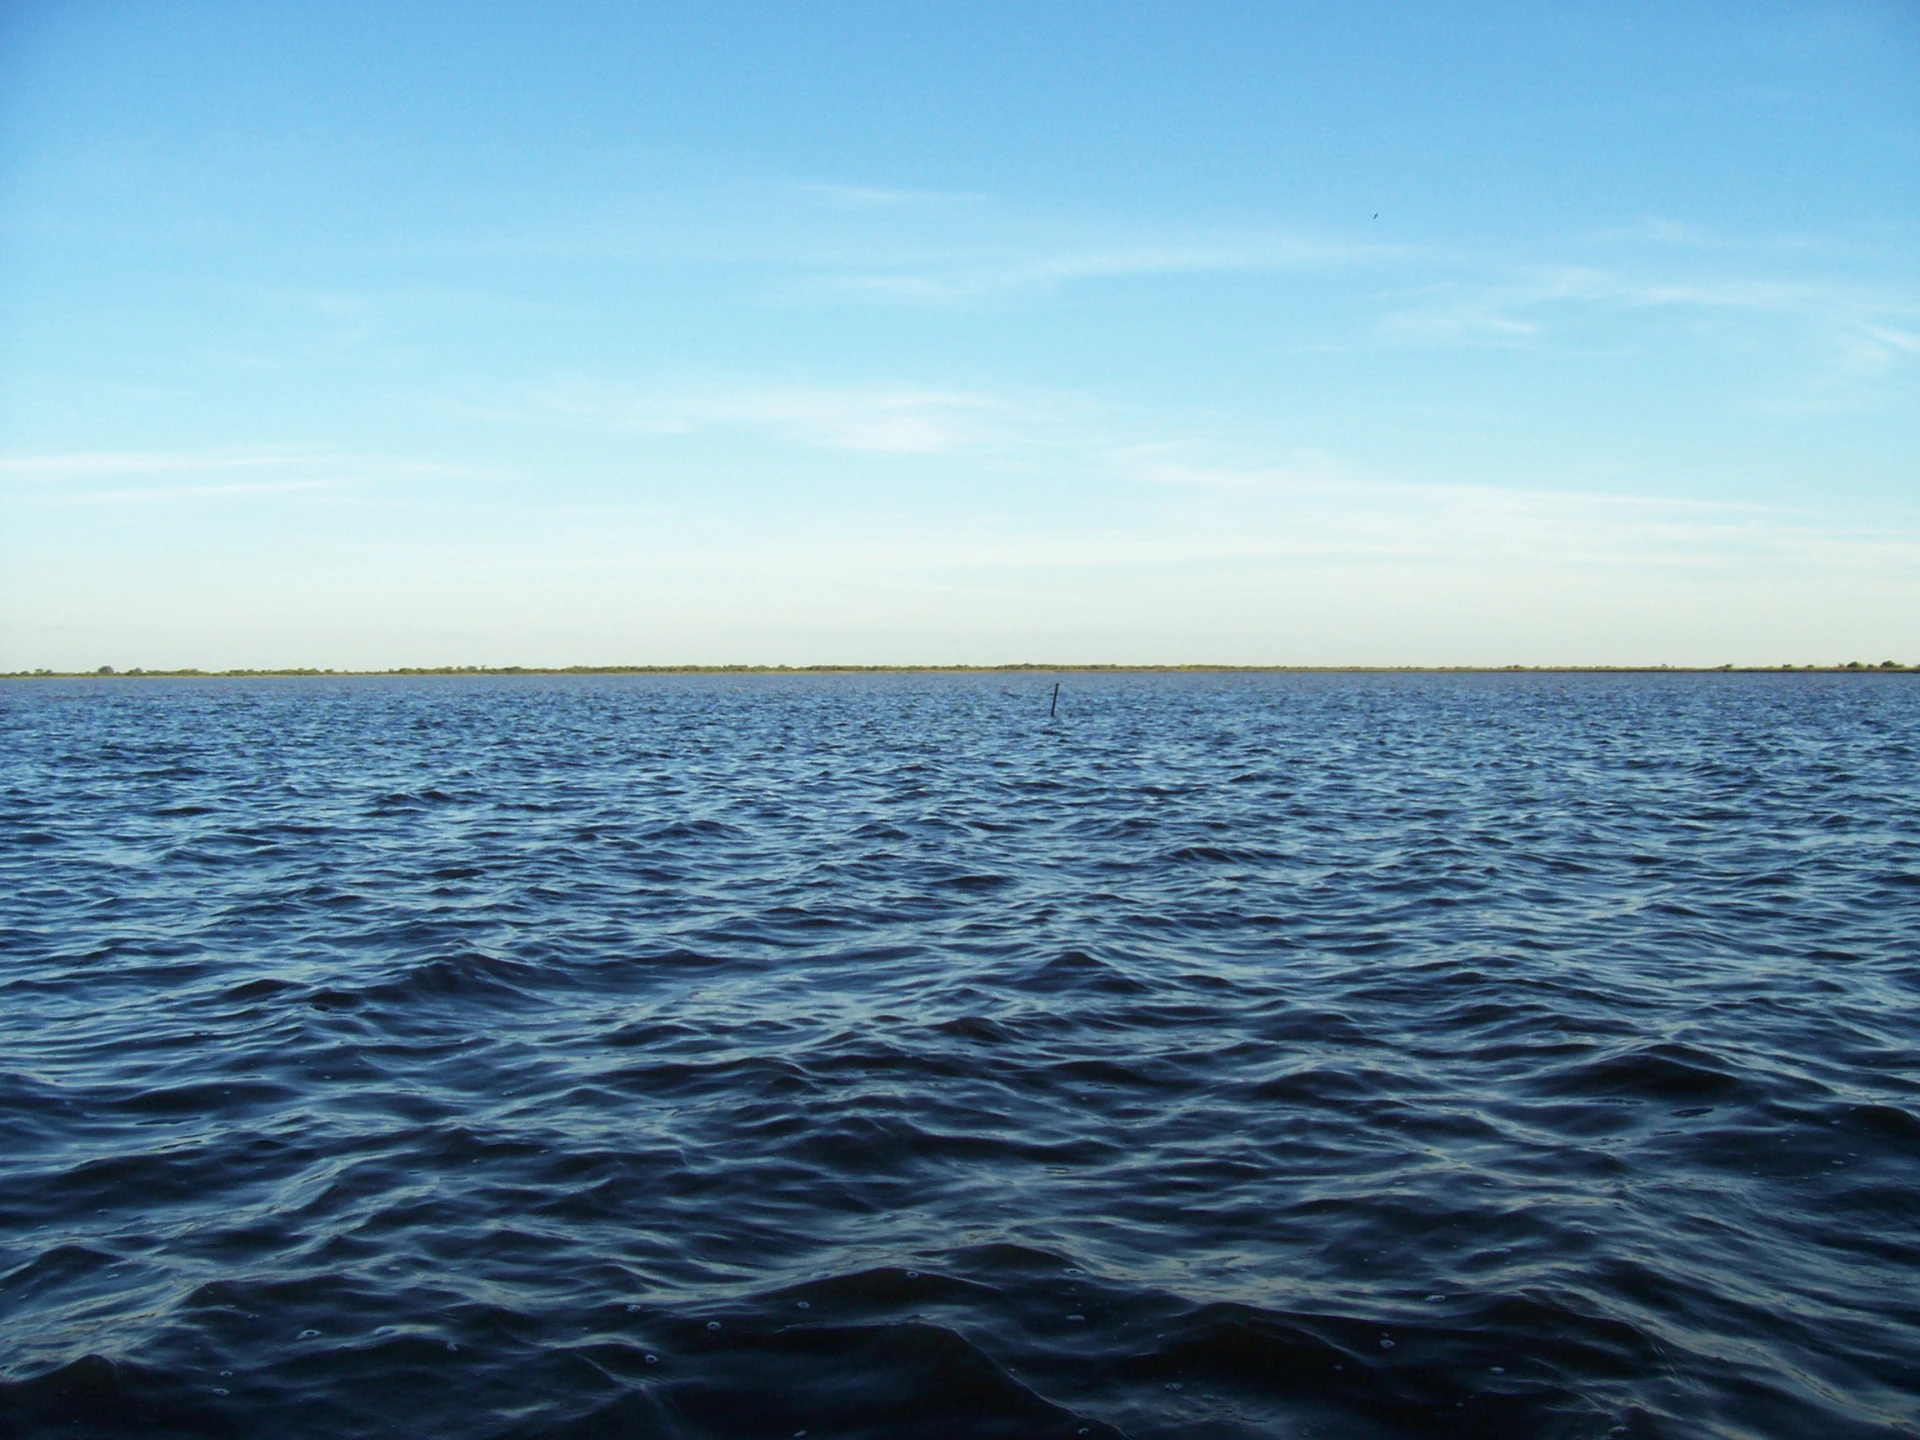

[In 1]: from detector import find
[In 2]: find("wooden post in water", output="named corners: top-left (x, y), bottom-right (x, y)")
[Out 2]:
top-left (1049, 682), bottom-right (1059, 718)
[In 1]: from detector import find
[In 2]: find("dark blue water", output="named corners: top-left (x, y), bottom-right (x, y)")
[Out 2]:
top-left (3, 674), bottom-right (1917, 1440)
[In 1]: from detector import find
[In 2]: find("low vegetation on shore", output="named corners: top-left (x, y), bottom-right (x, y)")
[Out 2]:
top-left (5, 662), bottom-right (1911, 679)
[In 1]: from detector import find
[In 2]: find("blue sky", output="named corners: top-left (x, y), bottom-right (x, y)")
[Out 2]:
top-left (2, 1), bottom-right (1916, 668)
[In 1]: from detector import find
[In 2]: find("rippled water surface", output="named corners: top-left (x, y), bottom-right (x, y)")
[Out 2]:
top-left (3, 673), bottom-right (1918, 1440)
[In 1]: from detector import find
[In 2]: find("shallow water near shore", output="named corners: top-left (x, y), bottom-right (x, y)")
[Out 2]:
top-left (2, 672), bottom-right (1917, 1439)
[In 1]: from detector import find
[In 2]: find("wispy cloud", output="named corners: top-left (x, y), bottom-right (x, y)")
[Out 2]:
top-left (0, 450), bottom-right (493, 502)
top-left (793, 232), bottom-right (1398, 307)
top-left (1117, 448), bottom-right (1362, 491)
top-left (1587, 215), bottom-right (1843, 257)
top-left (0, 450), bottom-right (318, 479)
top-left (786, 181), bottom-right (987, 208)
top-left (1377, 262), bottom-right (1920, 371)
top-left (528, 382), bottom-right (1003, 453)
top-left (629, 473), bottom-right (1920, 582)
top-left (1059, 438), bottom-right (1920, 575)
top-left (403, 175), bottom-right (1399, 307)
top-left (1377, 288), bottom-right (1543, 346)
top-left (1590, 216), bottom-right (1721, 248)
top-left (1015, 472), bottom-right (1918, 576)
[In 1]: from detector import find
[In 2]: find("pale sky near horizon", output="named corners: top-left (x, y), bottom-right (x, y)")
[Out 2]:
top-left (2, 1), bottom-right (1916, 669)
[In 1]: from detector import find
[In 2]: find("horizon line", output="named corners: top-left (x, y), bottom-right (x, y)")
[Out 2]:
top-left (5, 661), bottom-right (1913, 679)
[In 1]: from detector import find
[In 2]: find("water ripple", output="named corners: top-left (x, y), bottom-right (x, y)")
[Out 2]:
top-left (2, 672), bottom-right (1917, 1438)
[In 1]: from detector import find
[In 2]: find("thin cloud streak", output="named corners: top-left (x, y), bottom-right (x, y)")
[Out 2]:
top-left (785, 181), bottom-right (989, 208)
top-left (0, 450), bottom-right (496, 502)
top-left (1380, 263), bottom-right (1920, 362)
top-left (719, 485), bottom-right (1920, 578)
top-left (0, 450), bottom-right (318, 479)
top-left (791, 234), bottom-right (1403, 307)
top-left (396, 176), bottom-right (1403, 300)
top-left (527, 382), bottom-right (1004, 454)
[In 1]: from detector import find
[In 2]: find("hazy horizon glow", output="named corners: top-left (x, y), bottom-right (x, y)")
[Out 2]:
top-left (3, 2), bottom-right (1917, 669)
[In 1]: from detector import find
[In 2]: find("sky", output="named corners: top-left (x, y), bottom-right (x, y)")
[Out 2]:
top-left (1, 0), bottom-right (1916, 669)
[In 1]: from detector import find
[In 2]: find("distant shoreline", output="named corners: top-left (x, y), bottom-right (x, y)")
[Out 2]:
top-left (4, 662), bottom-right (1912, 679)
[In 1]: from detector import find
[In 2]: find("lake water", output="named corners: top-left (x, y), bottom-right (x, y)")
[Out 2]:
top-left (2, 672), bottom-right (1916, 1439)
